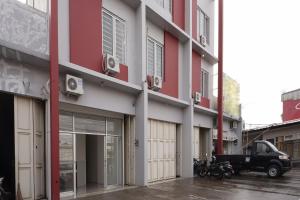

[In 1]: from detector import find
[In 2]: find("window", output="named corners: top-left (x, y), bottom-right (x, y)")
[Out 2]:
top-left (153, 0), bottom-right (172, 13)
top-left (17, 0), bottom-right (48, 12)
top-left (256, 143), bottom-right (272, 155)
top-left (197, 8), bottom-right (209, 44)
top-left (102, 10), bottom-right (126, 64)
top-left (147, 37), bottom-right (164, 79)
top-left (201, 69), bottom-right (209, 98)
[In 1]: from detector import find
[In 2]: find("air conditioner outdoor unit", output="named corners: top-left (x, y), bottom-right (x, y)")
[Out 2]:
top-left (147, 75), bottom-right (162, 91)
top-left (104, 54), bottom-right (120, 74)
top-left (200, 35), bottom-right (207, 47)
top-left (193, 92), bottom-right (201, 104)
top-left (65, 74), bottom-right (84, 95)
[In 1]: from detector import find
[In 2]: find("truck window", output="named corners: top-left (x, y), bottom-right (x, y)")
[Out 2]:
top-left (256, 143), bottom-right (271, 155)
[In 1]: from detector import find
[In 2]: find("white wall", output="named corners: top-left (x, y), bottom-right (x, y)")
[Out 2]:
top-left (58, 0), bottom-right (70, 62)
top-left (198, 0), bottom-right (215, 55)
top-left (0, 58), bottom-right (49, 99)
top-left (59, 77), bottom-right (136, 116)
top-left (194, 112), bottom-right (213, 128)
top-left (146, 20), bottom-right (164, 44)
top-left (202, 59), bottom-right (214, 106)
top-left (0, 0), bottom-right (49, 55)
top-left (148, 100), bottom-right (183, 124)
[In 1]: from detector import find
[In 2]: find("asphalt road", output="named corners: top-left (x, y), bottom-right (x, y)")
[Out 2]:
top-left (79, 168), bottom-right (300, 200)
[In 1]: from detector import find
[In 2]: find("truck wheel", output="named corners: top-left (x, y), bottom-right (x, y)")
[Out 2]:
top-left (267, 165), bottom-right (280, 178)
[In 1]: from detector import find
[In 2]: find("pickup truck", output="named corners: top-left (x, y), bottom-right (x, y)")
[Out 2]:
top-left (216, 140), bottom-right (292, 177)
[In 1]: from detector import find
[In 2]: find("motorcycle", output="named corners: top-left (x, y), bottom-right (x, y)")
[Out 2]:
top-left (194, 155), bottom-right (234, 179)
top-left (220, 161), bottom-right (234, 179)
top-left (0, 177), bottom-right (11, 200)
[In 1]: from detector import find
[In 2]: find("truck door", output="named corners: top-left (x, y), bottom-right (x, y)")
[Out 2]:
top-left (251, 142), bottom-right (272, 171)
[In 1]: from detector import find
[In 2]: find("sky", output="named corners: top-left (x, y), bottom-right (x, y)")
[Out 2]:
top-left (218, 0), bottom-right (300, 128)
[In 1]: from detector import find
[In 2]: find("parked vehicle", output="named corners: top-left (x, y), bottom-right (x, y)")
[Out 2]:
top-left (222, 161), bottom-right (234, 179)
top-left (194, 155), bottom-right (234, 179)
top-left (216, 140), bottom-right (292, 177)
top-left (0, 177), bottom-right (11, 200)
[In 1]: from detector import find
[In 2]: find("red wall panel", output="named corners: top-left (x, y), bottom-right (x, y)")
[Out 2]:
top-left (192, 0), bottom-right (198, 40)
top-left (160, 31), bottom-right (179, 98)
top-left (200, 97), bottom-right (210, 108)
top-left (69, 1), bottom-right (128, 82)
top-left (282, 99), bottom-right (300, 122)
top-left (172, 0), bottom-right (185, 30)
top-left (69, 0), bottom-right (103, 72)
top-left (192, 50), bottom-right (201, 93)
top-left (115, 64), bottom-right (128, 82)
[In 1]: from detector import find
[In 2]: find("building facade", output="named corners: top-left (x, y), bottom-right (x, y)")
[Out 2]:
top-left (0, 0), bottom-right (236, 199)
top-left (282, 89), bottom-right (300, 122)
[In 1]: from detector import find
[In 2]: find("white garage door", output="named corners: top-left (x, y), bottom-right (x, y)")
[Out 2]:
top-left (14, 96), bottom-right (45, 200)
top-left (147, 119), bottom-right (176, 183)
top-left (193, 127), bottom-right (208, 160)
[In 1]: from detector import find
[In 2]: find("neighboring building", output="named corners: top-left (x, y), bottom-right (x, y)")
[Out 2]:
top-left (242, 120), bottom-right (300, 166)
top-left (212, 73), bottom-right (243, 155)
top-left (223, 73), bottom-right (240, 118)
top-left (0, 0), bottom-right (232, 199)
top-left (282, 89), bottom-right (300, 122)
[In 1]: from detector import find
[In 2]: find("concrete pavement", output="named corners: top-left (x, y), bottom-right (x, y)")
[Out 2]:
top-left (78, 169), bottom-right (300, 200)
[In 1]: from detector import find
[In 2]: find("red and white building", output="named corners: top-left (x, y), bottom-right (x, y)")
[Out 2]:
top-left (0, 0), bottom-right (240, 199)
top-left (282, 89), bottom-right (300, 122)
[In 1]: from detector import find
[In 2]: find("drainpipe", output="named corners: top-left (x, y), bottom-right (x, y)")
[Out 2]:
top-left (217, 0), bottom-right (224, 155)
top-left (50, 0), bottom-right (60, 199)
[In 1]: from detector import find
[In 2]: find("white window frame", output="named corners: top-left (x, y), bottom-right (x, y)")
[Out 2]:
top-left (102, 9), bottom-right (127, 65)
top-left (17, 0), bottom-right (48, 13)
top-left (197, 7), bottom-right (210, 45)
top-left (147, 37), bottom-right (164, 79)
top-left (201, 69), bottom-right (209, 98)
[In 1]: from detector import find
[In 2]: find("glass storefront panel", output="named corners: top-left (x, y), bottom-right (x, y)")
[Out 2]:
top-left (59, 112), bottom-right (123, 197)
top-left (59, 112), bottom-right (73, 131)
top-left (75, 114), bottom-right (106, 134)
top-left (59, 134), bottom-right (74, 194)
top-left (107, 118), bottom-right (122, 136)
top-left (106, 136), bottom-right (121, 185)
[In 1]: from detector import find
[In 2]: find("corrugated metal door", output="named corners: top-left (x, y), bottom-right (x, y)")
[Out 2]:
top-left (193, 127), bottom-right (200, 160)
top-left (148, 119), bottom-right (176, 183)
top-left (14, 96), bottom-right (45, 200)
top-left (15, 96), bottom-right (34, 199)
top-left (33, 101), bottom-right (45, 199)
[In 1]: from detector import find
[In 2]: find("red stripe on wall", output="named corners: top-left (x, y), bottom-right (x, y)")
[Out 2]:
top-left (69, 0), bottom-right (103, 72)
top-left (160, 31), bottom-right (179, 98)
top-left (172, 0), bottom-right (185, 30)
top-left (192, 0), bottom-right (198, 40)
top-left (192, 50), bottom-right (201, 93)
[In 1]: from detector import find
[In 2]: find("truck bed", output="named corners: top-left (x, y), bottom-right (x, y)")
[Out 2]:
top-left (216, 154), bottom-right (250, 171)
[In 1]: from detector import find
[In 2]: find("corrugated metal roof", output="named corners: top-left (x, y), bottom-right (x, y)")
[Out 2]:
top-left (243, 118), bottom-right (300, 133)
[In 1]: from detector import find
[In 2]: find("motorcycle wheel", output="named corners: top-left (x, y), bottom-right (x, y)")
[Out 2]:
top-left (224, 171), bottom-right (232, 179)
top-left (199, 168), bottom-right (207, 177)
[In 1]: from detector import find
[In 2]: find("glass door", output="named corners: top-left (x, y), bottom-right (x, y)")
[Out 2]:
top-left (59, 133), bottom-right (76, 198)
top-left (106, 118), bottom-right (122, 186)
top-left (106, 136), bottom-right (121, 186)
